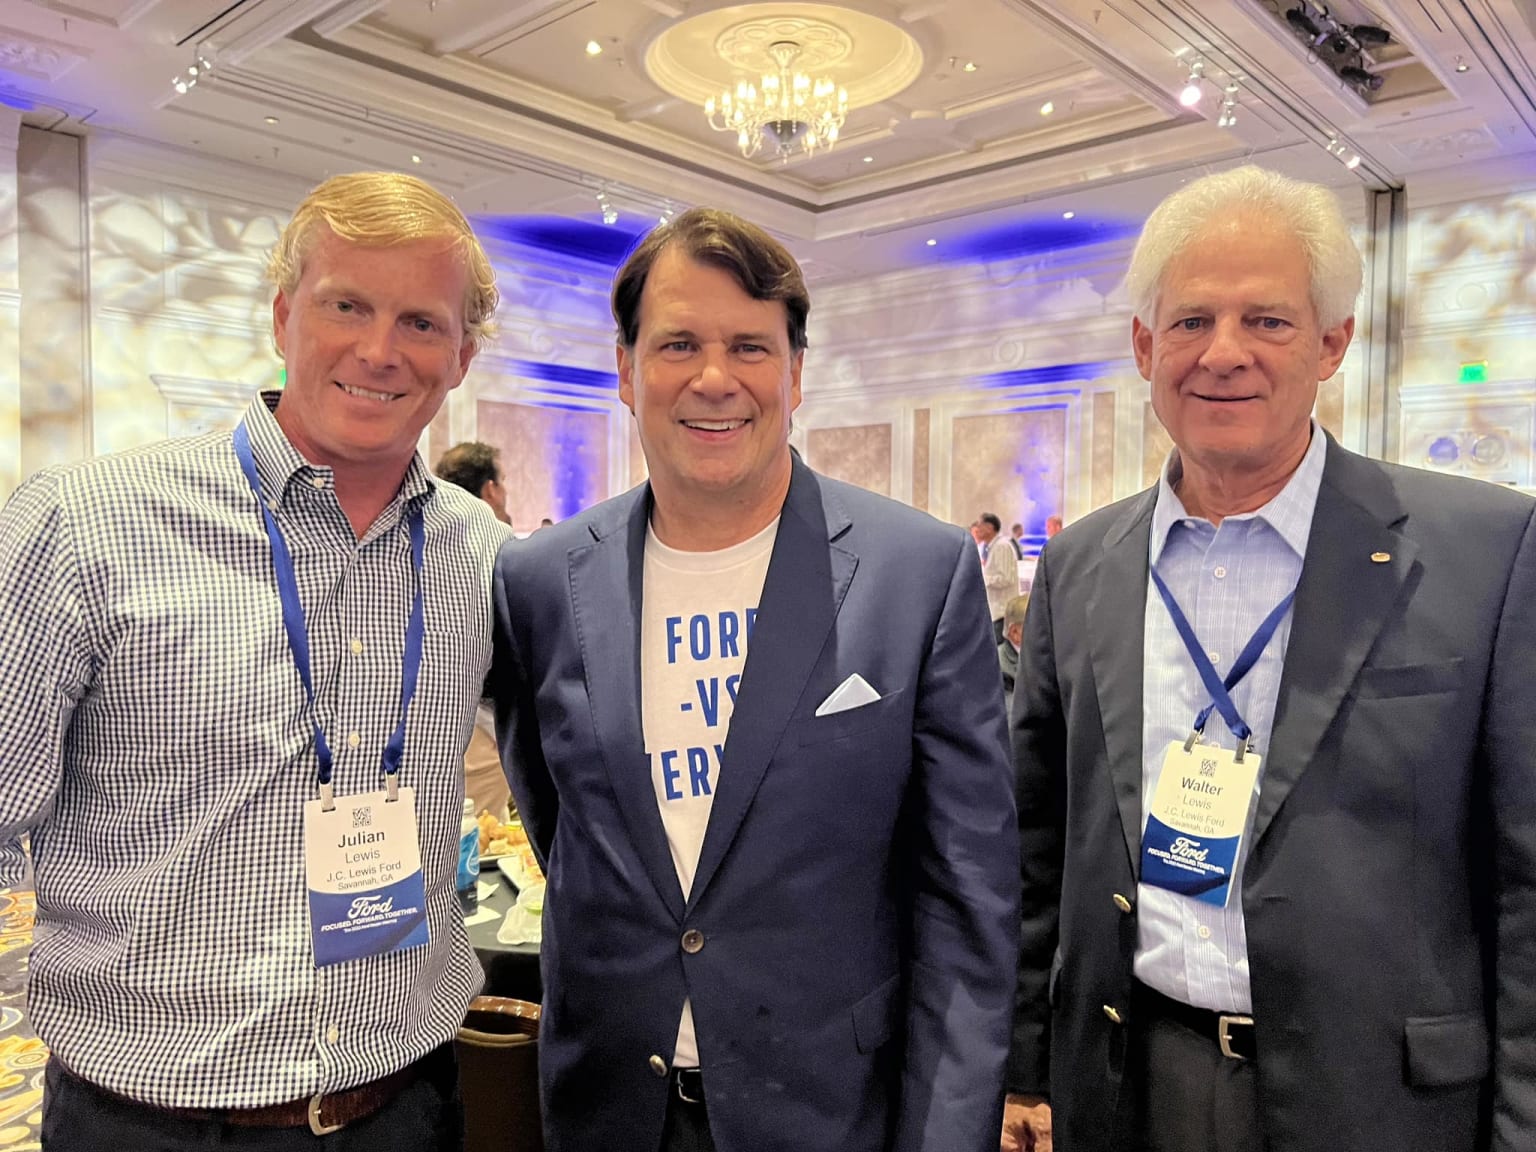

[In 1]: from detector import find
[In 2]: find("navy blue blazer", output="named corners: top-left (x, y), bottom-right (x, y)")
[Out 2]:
top-left (1010, 436), bottom-right (1536, 1151)
top-left (491, 457), bottom-right (1019, 1152)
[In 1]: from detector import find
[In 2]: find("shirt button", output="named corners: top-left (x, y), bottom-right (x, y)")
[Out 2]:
top-left (311, 475), bottom-right (326, 489)
top-left (1198, 925), bottom-right (1213, 940)
top-left (1213, 566), bottom-right (1227, 579)
top-left (1208, 652), bottom-right (1221, 664)
top-left (266, 500), bottom-right (280, 513)
top-left (1102, 1005), bottom-right (1123, 1025)
top-left (648, 1054), bottom-right (668, 1077)
top-left (350, 639), bottom-right (364, 655)
top-left (681, 929), bottom-right (704, 954)
top-left (347, 731), bottom-right (361, 749)
top-left (325, 1024), bottom-right (339, 1043)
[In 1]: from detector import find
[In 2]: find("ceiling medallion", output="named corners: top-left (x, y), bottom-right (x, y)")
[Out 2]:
top-left (643, 3), bottom-right (923, 167)
top-left (705, 39), bottom-right (847, 160)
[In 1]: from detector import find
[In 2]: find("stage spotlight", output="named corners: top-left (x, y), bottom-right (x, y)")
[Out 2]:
top-left (1353, 24), bottom-right (1391, 45)
top-left (1340, 65), bottom-right (1384, 90)
top-left (1285, 7), bottom-right (1321, 37)
top-left (1179, 62), bottom-right (1204, 107)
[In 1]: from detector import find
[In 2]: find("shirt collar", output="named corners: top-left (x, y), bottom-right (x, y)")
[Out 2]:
top-left (241, 390), bottom-right (437, 507)
top-left (1150, 420), bottom-right (1328, 565)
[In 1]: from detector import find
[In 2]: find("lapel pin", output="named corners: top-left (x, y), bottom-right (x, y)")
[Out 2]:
top-left (1370, 551), bottom-right (1391, 563)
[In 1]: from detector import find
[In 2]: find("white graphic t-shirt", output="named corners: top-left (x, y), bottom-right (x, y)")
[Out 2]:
top-left (641, 516), bottom-right (778, 1068)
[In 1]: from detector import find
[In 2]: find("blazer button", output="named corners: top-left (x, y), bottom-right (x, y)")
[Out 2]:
top-left (681, 929), bottom-right (705, 954)
top-left (648, 1054), bottom-right (667, 1077)
top-left (1113, 893), bottom-right (1133, 914)
top-left (1103, 1005), bottom-right (1123, 1025)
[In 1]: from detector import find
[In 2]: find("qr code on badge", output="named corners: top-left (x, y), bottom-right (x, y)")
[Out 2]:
top-left (352, 807), bottom-right (373, 829)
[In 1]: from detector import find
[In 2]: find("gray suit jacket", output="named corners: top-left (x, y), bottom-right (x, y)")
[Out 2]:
top-left (1009, 435), bottom-right (1536, 1152)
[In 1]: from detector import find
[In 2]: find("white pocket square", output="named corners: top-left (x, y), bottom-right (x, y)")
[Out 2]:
top-left (815, 673), bottom-right (882, 716)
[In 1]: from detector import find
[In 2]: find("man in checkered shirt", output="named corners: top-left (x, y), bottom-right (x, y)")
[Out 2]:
top-left (0, 172), bottom-right (509, 1149)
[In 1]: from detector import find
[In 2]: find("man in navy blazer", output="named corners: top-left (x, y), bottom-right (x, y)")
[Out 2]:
top-left (491, 208), bottom-right (1018, 1152)
top-left (1003, 167), bottom-right (1536, 1152)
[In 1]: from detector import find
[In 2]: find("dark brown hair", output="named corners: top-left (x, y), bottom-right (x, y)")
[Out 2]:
top-left (434, 441), bottom-right (501, 497)
top-left (611, 208), bottom-right (809, 353)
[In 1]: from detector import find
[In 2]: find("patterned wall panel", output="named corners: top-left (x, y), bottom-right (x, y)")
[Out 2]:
top-left (1316, 376), bottom-right (1345, 441)
top-left (1142, 400), bottom-right (1174, 490)
top-left (805, 424), bottom-right (893, 497)
top-left (478, 399), bottom-right (609, 532)
top-left (912, 408), bottom-right (930, 512)
top-left (627, 412), bottom-right (648, 490)
top-left (950, 407), bottom-right (1066, 533)
top-left (1091, 391), bottom-right (1117, 511)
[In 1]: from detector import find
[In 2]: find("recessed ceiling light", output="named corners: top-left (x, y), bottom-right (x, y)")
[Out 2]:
top-left (410, 154), bottom-right (422, 164)
top-left (264, 115), bottom-right (279, 124)
top-left (1062, 211), bottom-right (1075, 219)
top-left (962, 61), bottom-right (978, 73)
top-left (1040, 100), bottom-right (1054, 116)
top-left (862, 155), bottom-right (874, 163)
top-left (925, 238), bottom-right (937, 246)
top-left (585, 40), bottom-right (602, 56)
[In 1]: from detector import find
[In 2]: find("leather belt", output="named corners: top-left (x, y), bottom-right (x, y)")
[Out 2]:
top-left (1133, 982), bottom-right (1256, 1061)
top-left (672, 1067), bottom-right (706, 1106)
top-left (58, 1047), bottom-right (443, 1136)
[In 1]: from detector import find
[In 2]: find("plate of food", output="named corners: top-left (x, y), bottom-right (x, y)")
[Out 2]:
top-left (476, 812), bottom-right (528, 865)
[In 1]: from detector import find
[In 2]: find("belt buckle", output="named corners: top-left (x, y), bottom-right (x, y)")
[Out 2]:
top-left (308, 1093), bottom-right (344, 1137)
top-left (1218, 1015), bottom-right (1254, 1060)
top-left (675, 1071), bottom-right (704, 1105)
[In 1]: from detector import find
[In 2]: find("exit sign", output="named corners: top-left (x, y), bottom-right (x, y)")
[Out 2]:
top-left (1459, 361), bottom-right (1489, 384)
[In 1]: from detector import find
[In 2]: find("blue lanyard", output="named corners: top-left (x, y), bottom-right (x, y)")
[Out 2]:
top-left (1149, 565), bottom-right (1295, 754)
top-left (233, 421), bottom-right (426, 804)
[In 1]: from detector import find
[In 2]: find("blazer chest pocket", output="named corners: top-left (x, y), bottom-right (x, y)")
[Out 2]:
top-left (797, 689), bottom-right (908, 747)
top-left (1357, 657), bottom-right (1463, 700)
top-left (1404, 1012), bottom-right (1490, 1088)
top-left (852, 972), bottom-right (901, 1053)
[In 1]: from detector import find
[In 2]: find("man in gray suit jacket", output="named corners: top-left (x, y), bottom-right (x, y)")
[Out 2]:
top-left (1003, 166), bottom-right (1536, 1152)
top-left (493, 208), bottom-right (1018, 1152)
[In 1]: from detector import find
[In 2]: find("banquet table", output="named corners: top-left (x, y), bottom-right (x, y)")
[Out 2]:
top-left (465, 869), bottom-right (543, 1005)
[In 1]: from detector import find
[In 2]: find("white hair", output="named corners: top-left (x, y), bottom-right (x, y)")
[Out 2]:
top-left (1123, 165), bottom-right (1363, 329)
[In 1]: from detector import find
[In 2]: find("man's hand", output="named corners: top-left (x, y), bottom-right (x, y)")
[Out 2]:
top-left (1001, 1093), bottom-right (1051, 1152)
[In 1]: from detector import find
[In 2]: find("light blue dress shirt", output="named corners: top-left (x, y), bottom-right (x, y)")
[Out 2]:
top-left (1133, 424), bottom-right (1327, 1013)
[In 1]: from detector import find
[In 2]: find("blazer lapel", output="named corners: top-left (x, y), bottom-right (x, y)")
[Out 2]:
top-left (569, 488), bottom-right (687, 922)
top-left (1254, 438), bottom-right (1414, 846)
top-left (1087, 490), bottom-right (1157, 878)
top-left (687, 460), bottom-right (856, 908)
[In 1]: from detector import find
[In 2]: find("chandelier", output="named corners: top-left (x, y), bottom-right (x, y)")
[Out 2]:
top-left (704, 40), bottom-right (848, 160)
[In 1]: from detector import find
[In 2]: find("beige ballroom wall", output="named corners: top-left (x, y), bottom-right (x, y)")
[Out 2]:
top-left (0, 130), bottom-right (1532, 531)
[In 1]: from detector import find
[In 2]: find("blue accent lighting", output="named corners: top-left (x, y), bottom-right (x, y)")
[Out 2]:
top-left (509, 359), bottom-right (617, 391)
top-left (980, 361), bottom-right (1120, 388)
top-left (473, 214), bottom-right (652, 267)
top-left (934, 215), bottom-right (1142, 264)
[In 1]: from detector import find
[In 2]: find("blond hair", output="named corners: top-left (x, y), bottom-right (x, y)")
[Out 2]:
top-left (1004, 594), bottom-right (1030, 631)
top-left (267, 171), bottom-right (499, 351)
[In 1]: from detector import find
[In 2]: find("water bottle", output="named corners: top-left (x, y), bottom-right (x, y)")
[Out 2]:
top-left (457, 798), bottom-right (479, 912)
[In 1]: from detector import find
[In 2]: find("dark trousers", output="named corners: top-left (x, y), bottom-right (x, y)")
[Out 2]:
top-left (659, 1074), bottom-right (715, 1152)
top-left (41, 1049), bottom-right (463, 1151)
top-left (1117, 989), bottom-right (1266, 1152)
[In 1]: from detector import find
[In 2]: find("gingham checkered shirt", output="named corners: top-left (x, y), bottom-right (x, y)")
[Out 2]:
top-left (0, 393), bottom-right (508, 1107)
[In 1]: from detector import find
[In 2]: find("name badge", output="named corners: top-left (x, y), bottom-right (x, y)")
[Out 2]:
top-left (1140, 742), bottom-right (1261, 907)
top-left (304, 787), bottom-right (429, 967)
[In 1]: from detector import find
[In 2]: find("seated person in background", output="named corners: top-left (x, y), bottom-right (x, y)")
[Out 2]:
top-left (435, 440), bottom-right (516, 817)
top-left (0, 171), bottom-right (505, 1151)
top-left (998, 593), bottom-right (1029, 707)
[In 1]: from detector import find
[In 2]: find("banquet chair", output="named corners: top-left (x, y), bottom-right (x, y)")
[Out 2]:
top-left (456, 995), bottom-right (543, 1152)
